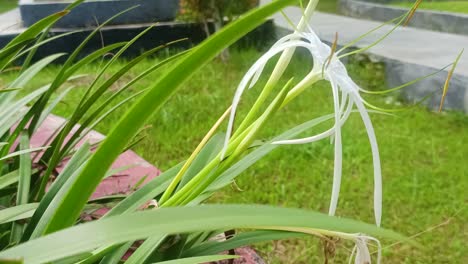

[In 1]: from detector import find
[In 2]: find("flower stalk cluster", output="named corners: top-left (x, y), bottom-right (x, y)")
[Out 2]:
top-left (161, 0), bottom-right (384, 221)
top-left (158, 0), bottom-right (438, 262)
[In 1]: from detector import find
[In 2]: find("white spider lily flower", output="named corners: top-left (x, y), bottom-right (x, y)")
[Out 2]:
top-left (348, 234), bottom-right (382, 264)
top-left (222, 26), bottom-right (382, 226)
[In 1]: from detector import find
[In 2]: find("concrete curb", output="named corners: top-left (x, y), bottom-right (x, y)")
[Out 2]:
top-left (19, 0), bottom-right (179, 28)
top-left (340, 0), bottom-right (468, 36)
top-left (275, 23), bottom-right (468, 113)
top-left (0, 20), bottom-right (275, 63)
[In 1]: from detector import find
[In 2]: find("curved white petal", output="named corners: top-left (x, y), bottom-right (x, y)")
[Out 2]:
top-left (328, 75), bottom-right (343, 216)
top-left (249, 33), bottom-right (304, 89)
top-left (272, 94), bottom-right (353, 145)
top-left (355, 236), bottom-right (372, 264)
top-left (221, 40), bottom-right (324, 159)
top-left (222, 20), bottom-right (383, 228)
top-left (353, 94), bottom-right (383, 227)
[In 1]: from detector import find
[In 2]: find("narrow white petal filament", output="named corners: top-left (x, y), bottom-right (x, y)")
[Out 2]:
top-left (273, 94), bottom-right (353, 145)
top-left (353, 96), bottom-right (383, 227)
top-left (349, 234), bottom-right (382, 264)
top-left (222, 40), bottom-right (324, 159)
top-left (223, 12), bottom-right (383, 227)
top-left (329, 76), bottom-right (343, 216)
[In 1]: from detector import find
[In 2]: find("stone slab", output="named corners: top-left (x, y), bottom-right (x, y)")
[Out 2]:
top-left (0, 8), bottom-right (275, 63)
top-left (19, 0), bottom-right (179, 28)
top-left (260, 1), bottom-right (468, 112)
top-left (340, 0), bottom-right (468, 36)
top-left (30, 114), bottom-right (161, 199)
top-left (0, 9), bottom-right (22, 33)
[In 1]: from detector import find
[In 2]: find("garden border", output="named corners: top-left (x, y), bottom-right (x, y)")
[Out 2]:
top-left (276, 26), bottom-right (468, 113)
top-left (19, 0), bottom-right (180, 28)
top-left (339, 0), bottom-right (468, 36)
top-left (0, 18), bottom-right (275, 63)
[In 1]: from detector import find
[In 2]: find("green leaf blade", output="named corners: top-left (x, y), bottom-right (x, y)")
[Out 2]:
top-left (41, 0), bottom-right (297, 235)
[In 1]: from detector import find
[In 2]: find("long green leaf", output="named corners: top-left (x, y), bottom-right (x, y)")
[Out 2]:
top-left (36, 29), bottom-right (167, 198)
top-left (124, 236), bottom-right (166, 264)
top-left (62, 42), bottom-right (127, 83)
top-left (105, 163), bottom-right (183, 217)
top-left (16, 132), bottom-right (32, 205)
top-left (10, 132), bottom-right (32, 243)
top-left (0, 39), bottom-right (33, 69)
top-left (6, 53), bottom-right (65, 91)
top-left (0, 170), bottom-right (19, 190)
top-left (42, 0), bottom-right (297, 235)
top-left (176, 133), bottom-right (225, 192)
top-left (0, 86), bottom-right (49, 133)
top-left (183, 230), bottom-right (305, 257)
top-left (95, 242), bottom-right (132, 264)
top-left (0, 205), bottom-right (409, 263)
top-left (0, 147), bottom-right (48, 161)
top-left (153, 255), bottom-right (238, 264)
top-left (59, 50), bottom-right (188, 157)
top-left (26, 6), bottom-right (141, 136)
top-left (81, 162), bottom-right (185, 262)
top-left (36, 85), bottom-right (75, 127)
top-left (0, 204), bottom-right (38, 225)
top-left (22, 143), bottom-right (91, 241)
top-left (3, 10), bottom-right (68, 51)
top-left (0, 88), bottom-right (20, 94)
top-left (75, 23), bottom-right (158, 110)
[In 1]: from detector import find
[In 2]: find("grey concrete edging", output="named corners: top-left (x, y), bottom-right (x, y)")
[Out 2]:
top-left (0, 18), bottom-right (275, 64)
top-left (380, 56), bottom-right (467, 112)
top-left (19, 0), bottom-right (180, 28)
top-left (340, 0), bottom-right (468, 36)
top-left (274, 24), bottom-right (468, 113)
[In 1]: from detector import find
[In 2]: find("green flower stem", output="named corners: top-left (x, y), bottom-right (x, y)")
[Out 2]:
top-left (162, 114), bottom-right (261, 207)
top-left (163, 0), bottom-right (320, 208)
top-left (232, 0), bottom-right (319, 138)
top-left (163, 110), bottom-right (265, 207)
top-left (282, 72), bottom-right (321, 107)
top-left (164, 79), bottom-right (294, 207)
top-left (159, 107), bottom-right (232, 204)
top-left (228, 78), bottom-right (294, 160)
top-left (178, 78), bottom-right (294, 205)
top-left (161, 128), bottom-right (250, 207)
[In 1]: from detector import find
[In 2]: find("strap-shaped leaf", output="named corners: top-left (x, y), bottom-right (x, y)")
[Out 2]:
top-left (0, 203), bottom-right (38, 225)
top-left (183, 230), bottom-right (305, 257)
top-left (0, 205), bottom-right (408, 264)
top-left (40, 0), bottom-right (297, 235)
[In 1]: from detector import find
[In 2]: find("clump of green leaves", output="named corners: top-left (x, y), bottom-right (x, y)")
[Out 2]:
top-left (0, 0), bottom-right (421, 263)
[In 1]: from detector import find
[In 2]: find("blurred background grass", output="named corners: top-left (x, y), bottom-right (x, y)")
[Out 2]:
top-left (391, 0), bottom-right (468, 14)
top-left (0, 0), bottom-right (17, 13)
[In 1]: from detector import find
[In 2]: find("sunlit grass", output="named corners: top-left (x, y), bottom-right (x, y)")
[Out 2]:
top-left (0, 0), bottom-right (17, 14)
top-left (391, 0), bottom-right (468, 14)
top-left (1, 50), bottom-right (466, 263)
top-left (316, 0), bottom-right (339, 13)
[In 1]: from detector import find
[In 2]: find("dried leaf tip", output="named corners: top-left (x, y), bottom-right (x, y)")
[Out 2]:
top-left (439, 49), bottom-right (464, 112)
top-left (322, 32), bottom-right (339, 77)
top-left (404, 0), bottom-right (423, 26)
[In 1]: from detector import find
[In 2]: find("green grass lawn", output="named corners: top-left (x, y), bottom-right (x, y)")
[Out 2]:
top-left (300, 0), bottom-right (340, 14)
top-left (2, 50), bottom-right (466, 263)
top-left (0, 0), bottom-right (17, 14)
top-left (392, 0), bottom-right (468, 14)
top-left (316, 0), bottom-right (339, 13)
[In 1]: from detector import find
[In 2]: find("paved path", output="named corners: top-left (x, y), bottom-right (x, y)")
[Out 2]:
top-left (261, 1), bottom-right (468, 112)
top-left (0, 9), bottom-right (22, 34)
